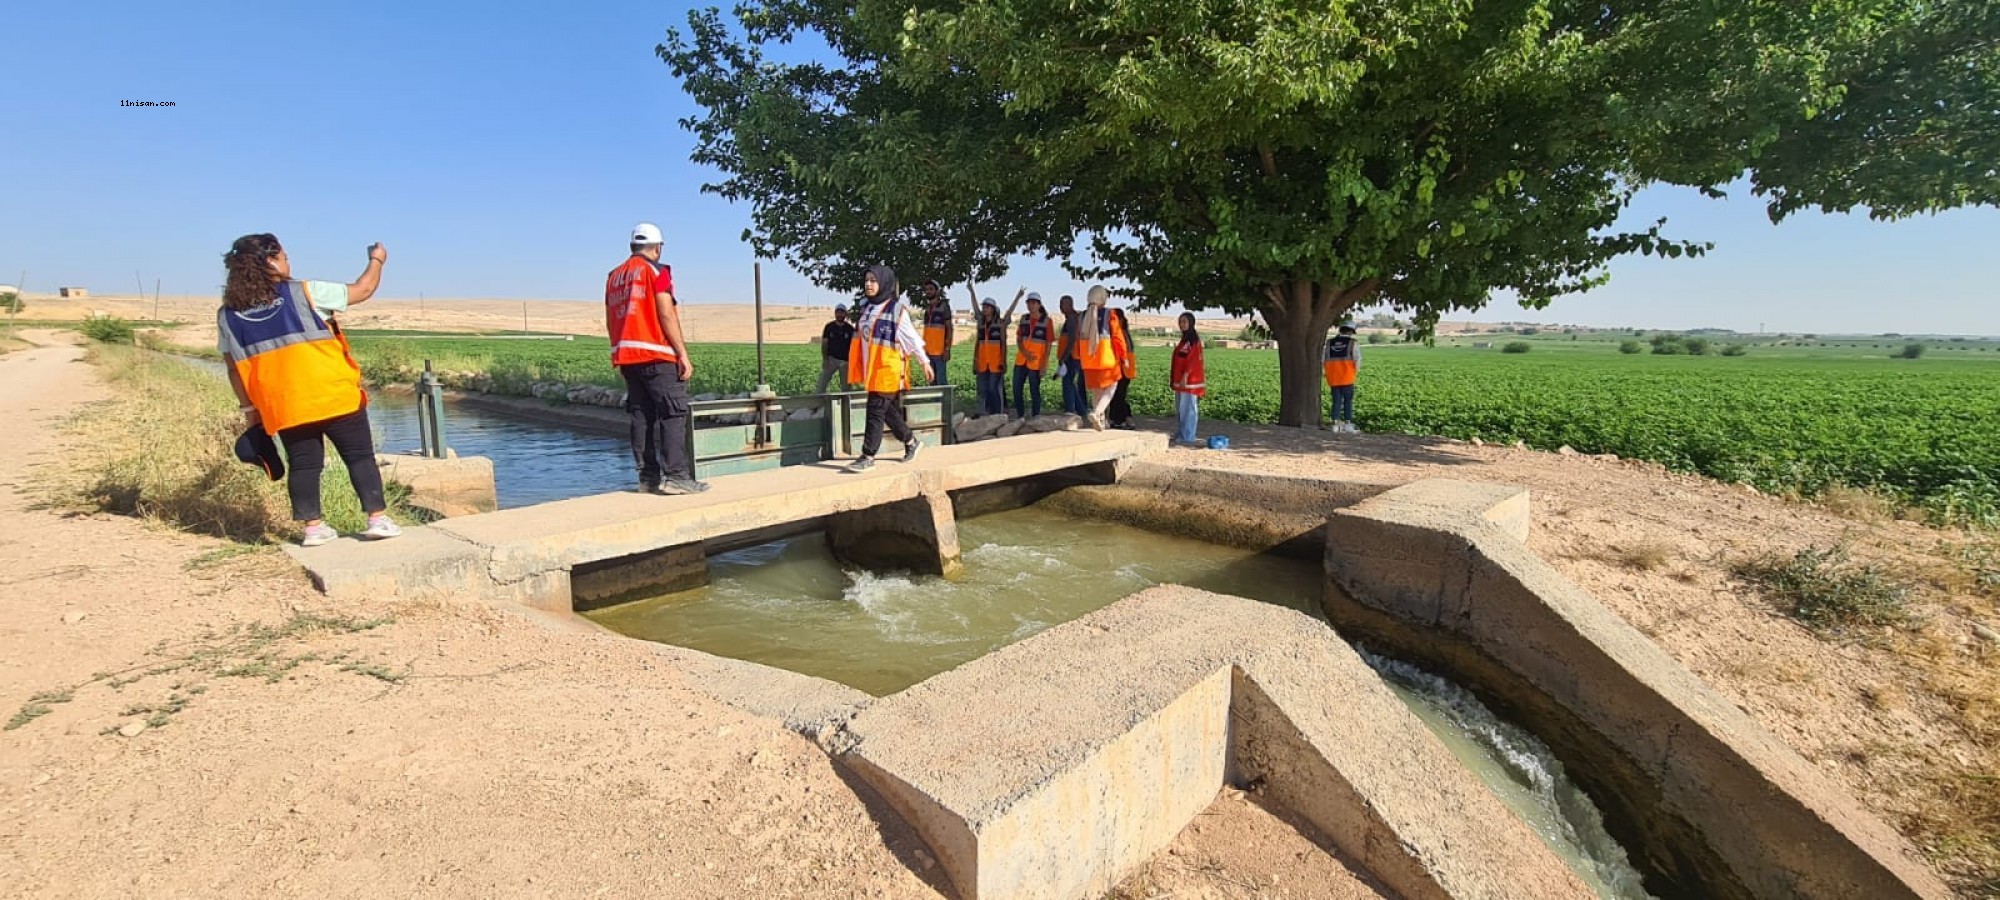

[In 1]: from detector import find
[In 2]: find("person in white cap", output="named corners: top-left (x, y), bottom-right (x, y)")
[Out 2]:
top-left (604, 223), bottom-right (707, 494)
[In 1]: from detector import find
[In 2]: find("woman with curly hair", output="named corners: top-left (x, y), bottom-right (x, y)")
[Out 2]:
top-left (216, 233), bottom-right (399, 546)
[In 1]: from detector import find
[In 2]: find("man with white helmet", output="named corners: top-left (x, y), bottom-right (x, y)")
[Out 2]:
top-left (604, 223), bottom-right (707, 494)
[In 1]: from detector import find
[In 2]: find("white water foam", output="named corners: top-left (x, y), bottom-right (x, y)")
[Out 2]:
top-left (1357, 647), bottom-right (1656, 900)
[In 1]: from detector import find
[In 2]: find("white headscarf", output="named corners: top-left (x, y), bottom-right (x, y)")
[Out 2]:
top-left (1081, 285), bottom-right (1109, 354)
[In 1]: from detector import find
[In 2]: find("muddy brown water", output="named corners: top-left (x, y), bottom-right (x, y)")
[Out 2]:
top-left (588, 504), bottom-right (1653, 898)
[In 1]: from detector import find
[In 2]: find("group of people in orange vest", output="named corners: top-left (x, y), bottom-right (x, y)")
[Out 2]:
top-left (829, 278), bottom-right (1220, 449)
top-left (218, 225), bottom-right (1362, 546)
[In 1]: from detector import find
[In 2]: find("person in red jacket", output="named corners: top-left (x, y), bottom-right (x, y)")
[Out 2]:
top-left (1170, 312), bottom-right (1205, 445)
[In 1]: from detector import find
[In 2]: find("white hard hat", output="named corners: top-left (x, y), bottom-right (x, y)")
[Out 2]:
top-left (630, 222), bottom-right (664, 246)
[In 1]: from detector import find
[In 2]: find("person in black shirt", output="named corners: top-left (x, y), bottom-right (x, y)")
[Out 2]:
top-left (815, 304), bottom-right (856, 393)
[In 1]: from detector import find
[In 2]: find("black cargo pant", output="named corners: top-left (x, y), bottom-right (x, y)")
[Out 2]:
top-left (278, 407), bottom-right (386, 522)
top-left (620, 361), bottom-right (692, 484)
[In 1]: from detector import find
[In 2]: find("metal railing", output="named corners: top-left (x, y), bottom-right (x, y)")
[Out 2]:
top-left (686, 385), bottom-right (956, 479)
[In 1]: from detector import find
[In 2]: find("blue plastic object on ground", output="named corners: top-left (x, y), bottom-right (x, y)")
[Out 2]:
top-left (1206, 435), bottom-right (1230, 450)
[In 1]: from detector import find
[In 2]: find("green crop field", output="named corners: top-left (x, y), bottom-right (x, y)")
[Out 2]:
top-left (348, 331), bottom-right (2000, 526)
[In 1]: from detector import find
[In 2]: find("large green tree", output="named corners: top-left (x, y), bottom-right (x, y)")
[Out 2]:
top-left (663, 0), bottom-right (1998, 425)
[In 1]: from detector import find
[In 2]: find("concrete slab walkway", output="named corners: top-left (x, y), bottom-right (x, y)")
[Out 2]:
top-left (287, 428), bottom-right (1164, 609)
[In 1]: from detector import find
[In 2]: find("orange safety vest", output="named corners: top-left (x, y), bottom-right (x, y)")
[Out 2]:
top-left (1172, 336), bottom-right (1206, 397)
top-left (1324, 335), bottom-right (1359, 387)
top-left (217, 281), bottom-right (365, 435)
top-left (849, 299), bottom-right (913, 394)
top-left (604, 256), bottom-right (679, 366)
top-left (1080, 308), bottom-right (1130, 390)
top-left (1015, 314), bottom-right (1052, 370)
top-left (974, 318), bottom-right (1007, 373)
top-left (923, 301), bottom-right (952, 356)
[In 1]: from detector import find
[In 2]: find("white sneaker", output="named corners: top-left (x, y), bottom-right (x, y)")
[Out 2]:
top-left (361, 515), bottom-right (402, 540)
top-left (300, 523), bottom-right (338, 547)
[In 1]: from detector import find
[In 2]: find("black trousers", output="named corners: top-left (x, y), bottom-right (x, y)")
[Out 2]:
top-left (861, 391), bottom-right (913, 458)
top-left (278, 407), bottom-right (385, 522)
top-left (620, 362), bottom-right (692, 483)
top-left (1109, 376), bottom-right (1133, 425)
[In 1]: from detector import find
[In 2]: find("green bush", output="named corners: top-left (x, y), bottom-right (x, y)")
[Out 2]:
top-left (80, 316), bottom-right (135, 345)
top-left (1899, 342), bottom-right (1926, 359)
top-left (0, 292), bottom-right (21, 314)
top-left (1731, 546), bottom-right (1911, 639)
top-left (1366, 332), bottom-right (1388, 344)
top-left (1719, 343), bottom-right (1749, 357)
top-left (1501, 341), bottom-right (1532, 354)
top-left (1682, 337), bottom-right (1712, 356)
top-left (1618, 340), bottom-right (1644, 354)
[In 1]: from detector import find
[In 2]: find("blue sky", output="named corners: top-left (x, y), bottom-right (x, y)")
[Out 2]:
top-left (3, 1), bottom-right (1994, 335)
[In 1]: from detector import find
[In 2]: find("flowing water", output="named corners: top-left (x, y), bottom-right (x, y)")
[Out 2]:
top-left (587, 505), bottom-right (1324, 696)
top-left (366, 392), bottom-right (633, 508)
top-left (1361, 651), bottom-right (1657, 899)
top-left (588, 504), bottom-right (1654, 899)
top-left (200, 363), bottom-right (1652, 897)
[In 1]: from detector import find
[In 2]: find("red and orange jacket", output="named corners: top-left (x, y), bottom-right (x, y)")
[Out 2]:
top-left (1171, 335), bottom-right (1205, 396)
top-left (604, 255), bottom-right (679, 366)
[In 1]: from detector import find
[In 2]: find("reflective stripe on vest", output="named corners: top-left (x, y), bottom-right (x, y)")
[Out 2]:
top-left (1324, 336), bottom-right (1358, 386)
top-left (605, 256), bottom-right (678, 366)
top-left (218, 281), bottom-right (364, 434)
top-left (974, 320), bottom-right (1006, 373)
top-left (850, 300), bottom-right (910, 393)
top-left (1015, 315), bottom-right (1051, 370)
top-left (923, 302), bottom-right (951, 355)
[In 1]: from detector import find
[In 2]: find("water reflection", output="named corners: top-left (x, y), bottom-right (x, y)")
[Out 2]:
top-left (367, 392), bottom-right (632, 509)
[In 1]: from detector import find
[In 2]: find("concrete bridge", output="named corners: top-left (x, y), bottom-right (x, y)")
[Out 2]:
top-left (287, 429), bottom-right (1164, 612)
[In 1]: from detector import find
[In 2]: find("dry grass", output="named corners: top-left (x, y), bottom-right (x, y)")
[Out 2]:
top-left (1871, 556), bottom-right (2000, 891)
top-left (1614, 541), bottom-right (1675, 572)
top-left (46, 345), bottom-right (411, 541)
top-left (1818, 484), bottom-right (1910, 523)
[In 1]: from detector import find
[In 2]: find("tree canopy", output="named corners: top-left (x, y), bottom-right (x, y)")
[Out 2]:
top-left (662, 0), bottom-right (1998, 423)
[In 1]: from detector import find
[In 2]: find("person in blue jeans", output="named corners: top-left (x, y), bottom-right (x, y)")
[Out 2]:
top-left (1012, 293), bottom-right (1054, 419)
top-left (1170, 312), bottom-right (1205, 444)
top-left (1323, 324), bottom-right (1361, 432)
top-left (1057, 294), bottom-right (1086, 414)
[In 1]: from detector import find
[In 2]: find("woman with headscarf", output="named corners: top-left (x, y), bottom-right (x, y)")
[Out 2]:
top-left (1105, 306), bottom-right (1138, 429)
top-left (1170, 312), bottom-right (1206, 445)
top-left (845, 265), bottom-right (933, 471)
top-left (216, 233), bottom-right (400, 546)
top-left (1077, 285), bottom-right (1134, 430)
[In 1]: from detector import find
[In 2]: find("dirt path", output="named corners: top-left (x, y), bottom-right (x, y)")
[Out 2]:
top-left (1, 332), bottom-right (1985, 896)
top-left (0, 333), bottom-right (940, 898)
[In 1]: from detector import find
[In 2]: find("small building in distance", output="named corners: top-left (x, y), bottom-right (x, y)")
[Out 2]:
top-left (58, 286), bottom-right (89, 298)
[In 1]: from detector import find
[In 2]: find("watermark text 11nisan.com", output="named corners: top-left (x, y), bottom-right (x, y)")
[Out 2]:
top-left (121, 100), bottom-right (176, 107)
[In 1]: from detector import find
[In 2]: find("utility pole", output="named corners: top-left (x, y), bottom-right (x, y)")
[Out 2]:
top-left (750, 261), bottom-right (774, 399)
top-left (135, 271), bottom-right (146, 317)
top-left (522, 300), bottom-right (529, 335)
top-left (153, 279), bottom-right (161, 319)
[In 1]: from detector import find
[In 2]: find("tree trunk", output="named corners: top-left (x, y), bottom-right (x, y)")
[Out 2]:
top-left (1260, 280), bottom-right (1364, 428)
